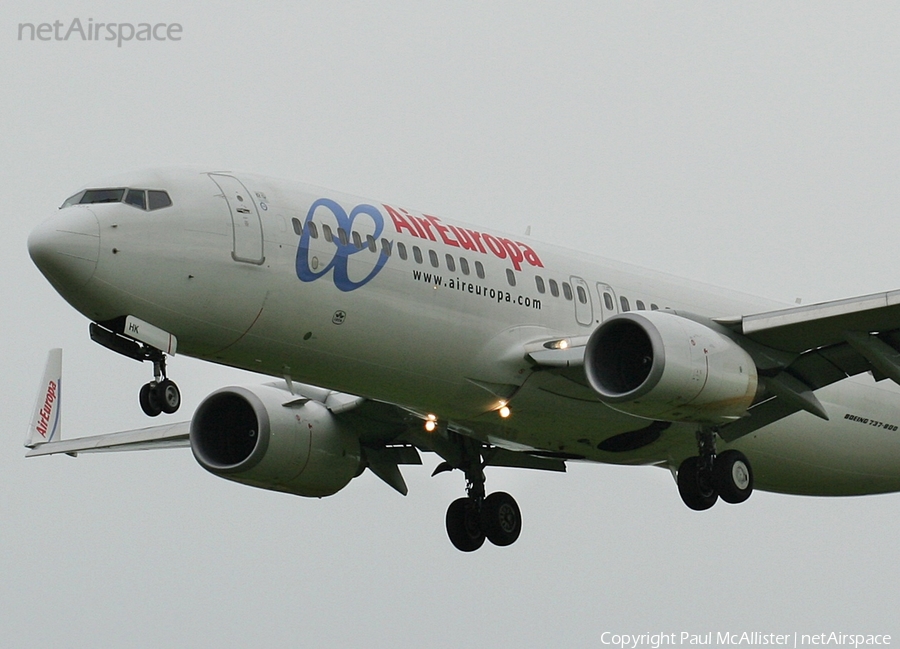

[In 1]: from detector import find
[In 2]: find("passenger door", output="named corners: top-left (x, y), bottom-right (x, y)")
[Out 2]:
top-left (209, 174), bottom-right (265, 265)
top-left (570, 276), bottom-right (593, 326)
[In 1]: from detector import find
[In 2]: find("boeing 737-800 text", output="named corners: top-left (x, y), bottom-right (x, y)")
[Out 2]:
top-left (25, 167), bottom-right (900, 550)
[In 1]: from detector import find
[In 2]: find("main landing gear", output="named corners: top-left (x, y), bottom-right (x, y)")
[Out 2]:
top-left (436, 437), bottom-right (522, 552)
top-left (138, 350), bottom-right (181, 418)
top-left (676, 428), bottom-right (753, 510)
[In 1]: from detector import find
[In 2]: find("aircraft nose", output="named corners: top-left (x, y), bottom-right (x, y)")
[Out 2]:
top-left (28, 208), bottom-right (100, 290)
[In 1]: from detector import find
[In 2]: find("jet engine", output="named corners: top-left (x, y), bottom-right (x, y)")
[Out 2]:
top-left (584, 310), bottom-right (758, 423)
top-left (190, 385), bottom-right (362, 497)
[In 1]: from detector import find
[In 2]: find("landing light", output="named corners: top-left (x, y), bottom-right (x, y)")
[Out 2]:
top-left (425, 414), bottom-right (437, 432)
top-left (544, 338), bottom-right (570, 350)
top-left (499, 405), bottom-right (511, 419)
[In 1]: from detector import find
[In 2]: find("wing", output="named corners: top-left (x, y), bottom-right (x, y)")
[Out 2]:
top-left (26, 422), bottom-right (191, 457)
top-left (25, 349), bottom-right (190, 456)
top-left (714, 290), bottom-right (900, 440)
top-left (526, 289), bottom-right (900, 442)
top-left (720, 289), bottom-right (900, 353)
top-left (25, 350), bottom-right (565, 495)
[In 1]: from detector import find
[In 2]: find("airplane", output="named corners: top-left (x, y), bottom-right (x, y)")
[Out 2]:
top-left (25, 166), bottom-right (900, 551)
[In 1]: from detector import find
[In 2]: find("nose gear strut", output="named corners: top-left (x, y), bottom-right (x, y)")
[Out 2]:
top-left (138, 351), bottom-right (181, 417)
top-left (89, 319), bottom-right (181, 417)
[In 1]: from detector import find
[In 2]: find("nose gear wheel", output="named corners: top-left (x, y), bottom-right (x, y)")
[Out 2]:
top-left (138, 352), bottom-right (181, 417)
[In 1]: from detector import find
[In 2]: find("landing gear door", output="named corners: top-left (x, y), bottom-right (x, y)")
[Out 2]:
top-left (597, 283), bottom-right (618, 322)
top-left (209, 173), bottom-right (265, 265)
top-left (570, 276), bottom-right (593, 326)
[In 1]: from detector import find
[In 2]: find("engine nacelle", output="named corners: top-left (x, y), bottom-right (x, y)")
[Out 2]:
top-left (190, 385), bottom-right (362, 497)
top-left (584, 310), bottom-right (758, 423)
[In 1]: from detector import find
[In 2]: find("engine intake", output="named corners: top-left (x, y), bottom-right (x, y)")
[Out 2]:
top-left (191, 389), bottom-right (268, 471)
top-left (191, 385), bottom-right (362, 497)
top-left (585, 311), bottom-right (758, 423)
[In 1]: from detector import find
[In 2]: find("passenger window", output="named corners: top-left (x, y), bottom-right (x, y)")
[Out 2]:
top-left (562, 282), bottom-right (573, 301)
top-left (549, 279), bottom-right (559, 297)
top-left (475, 261), bottom-right (485, 279)
top-left (322, 224), bottom-right (333, 242)
top-left (446, 254), bottom-right (456, 272)
top-left (413, 246), bottom-right (423, 264)
top-left (366, 235), bottom-right (377, 252)
top-left (460, 257), bottom-right (470, 275)
top-left (380, 238), bottom-right (391, 255)
top-left (352, 231), bottom-right (363, 250)
top-left (603, 293), bottom-right (614, 310)
top-left (577, 285), bottom-right (587, 304)
top-left (291, 218), bottom-right (303, 236)
top-left (125, 189), bottom-right (146, 209)
top-left (535, 276), bottom-right (546, 294)
top-left (621, 296), bottom-right (630, 312)
top-left (636, 300), bottom-right (645, 310)
top-left (337, 228), bottom-right (349, 246)
top-left (397, 242), bottom-right (408, 260)
top-left (308, 222), bottom-right (319, 239)
top-left (650, 304), bottom-right (659, 310)
top-left (429, 250), bottom-right (439, 268)
top-left (147, 190), bottom-right (173, 210)
top-left (506, 269), bottom-right (516, 287)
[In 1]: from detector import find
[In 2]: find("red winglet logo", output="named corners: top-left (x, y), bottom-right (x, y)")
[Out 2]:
top-left (35, 380), bottom-right (57, 439)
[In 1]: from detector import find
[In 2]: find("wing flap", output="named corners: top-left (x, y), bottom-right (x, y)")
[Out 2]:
top-left (786, 350), bottom-right (845, 390)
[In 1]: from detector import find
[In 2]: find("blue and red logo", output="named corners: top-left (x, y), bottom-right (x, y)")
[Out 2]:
top-left (295, 199), bottom-right (390, 292)
top-left (295, 197), bottom-right (545, 292)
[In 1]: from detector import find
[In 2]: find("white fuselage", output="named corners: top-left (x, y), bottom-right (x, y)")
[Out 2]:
top-left (30, 167), bottom-right (900, 496)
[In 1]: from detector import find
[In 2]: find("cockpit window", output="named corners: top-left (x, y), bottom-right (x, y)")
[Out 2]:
top-left (60, 187), bottom-right (173, 211)
top-left (125, 189), bottom-right (146, 209)
top-left (148, 190), bottom-right (173, 210)
top-left (82, 188), bottom-right (126, 204)
top-left (61, 191), bottom-right (85, 208)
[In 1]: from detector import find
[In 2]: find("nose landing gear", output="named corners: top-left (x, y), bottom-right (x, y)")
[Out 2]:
top-left (138, 352), bottom-right (181, 417)
top-left (676, 428), bottom-right (753, 510)
top-left (89, 320), bottom-right (181, 418)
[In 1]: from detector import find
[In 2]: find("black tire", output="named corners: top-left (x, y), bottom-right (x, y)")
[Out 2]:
top-left (139, 382), bottom-right (162, 417)
top-left (481, 492), bottom-right (522, 547)
top-left (713, 450), bottom-right (753, 504)
top-left (446, 498), bottom-right (485, 552)
top-left (157, 379), bottom-right (181, 414)
top-left (677, 456), bottom-right (718, 511)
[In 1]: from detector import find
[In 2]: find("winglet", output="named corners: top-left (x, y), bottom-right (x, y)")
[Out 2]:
top-left (25, 349), bottom-right (62, 448)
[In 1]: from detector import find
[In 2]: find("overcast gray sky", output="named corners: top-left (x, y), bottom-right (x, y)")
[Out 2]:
top-left (4, 2), bottom-right (900, 647)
